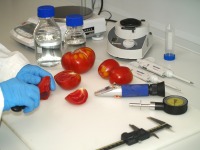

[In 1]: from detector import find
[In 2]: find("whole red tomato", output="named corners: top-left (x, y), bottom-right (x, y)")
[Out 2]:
top-left (65, 88), bottom-right (88, 105)
top-left (109, 66), bottom-right (133, 85)
top-left (38, 76), bottom-right (51, 100)
top-left (61, 47), bottom-right (95, 74)
top-left (98, 59), bottom-right (120, 79)
top-left (54, 70), bottom-right (81, 90)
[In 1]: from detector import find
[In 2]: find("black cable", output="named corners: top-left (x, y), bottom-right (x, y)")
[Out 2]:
top-left (106, 19), bottom-right (117, 23)
top-left (101, 10), bottom-right (117, 23)
top-left (98, 0), bottom-right (103, 15)
top-left (102, 10), bottom-right (112, 19)
top-left (97, 0), bottom-right (117, 23)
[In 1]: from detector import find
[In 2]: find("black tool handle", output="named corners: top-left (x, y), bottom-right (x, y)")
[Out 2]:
top-left (11, 106), bottom-right (26, 112)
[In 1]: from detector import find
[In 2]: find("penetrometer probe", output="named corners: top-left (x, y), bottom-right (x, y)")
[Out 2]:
top-left (130, 95), bottom-right (188, 115)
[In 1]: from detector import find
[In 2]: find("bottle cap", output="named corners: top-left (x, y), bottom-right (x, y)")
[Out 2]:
top-left (164, 53), bottom-right (175, 61)
top-left (66, 14), bottom-right (83, 27)
top-left (38, 5), bottom-right (55, 18)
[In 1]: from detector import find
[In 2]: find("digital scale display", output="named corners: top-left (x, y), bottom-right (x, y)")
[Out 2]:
top-left (14, 22), bottom-right (36, 39)
top-left (83, 27), bottom-right (94, 36)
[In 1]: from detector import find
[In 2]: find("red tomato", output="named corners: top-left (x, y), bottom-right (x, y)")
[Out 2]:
top-left (54, 70), bottom-right (81, 90)
top-left (109, 66), bottom-right (133, 85)
top-left (65, 88), bottom-right (88, 105)
top-left (38, 76), bottom-right (50, 100)
top-left (98, 59), bottom-right (120, 79)
top-left (61, 47), bottom-right (95, 74)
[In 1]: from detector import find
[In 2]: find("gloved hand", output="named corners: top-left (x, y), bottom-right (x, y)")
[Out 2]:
top-left (16, 64), bottom-right (56, 91)
top-left (0, 78), bottom-right (40, 113)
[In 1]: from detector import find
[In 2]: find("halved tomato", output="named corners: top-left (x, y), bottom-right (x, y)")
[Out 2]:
top-left (54, 70), bottom-right (81, 90)
top-left (65, 88), bottom-right (88, 105)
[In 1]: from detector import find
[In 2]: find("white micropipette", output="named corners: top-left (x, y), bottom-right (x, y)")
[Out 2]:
top-left (128, 62), bottom-right (181, 91)
top-left (136, 58), bottom-right (194, 84)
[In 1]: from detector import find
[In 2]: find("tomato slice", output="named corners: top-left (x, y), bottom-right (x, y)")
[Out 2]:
top-left (54, 70), bottom-right (81, 90)
top-left (65, 88), bottom-right (88, 105)
top-left (98, 59), bottom-right (120, 79)
top-left (109, 66), bottom-right (133, 85)
top-left (38, 76), bottom-right (51, 100)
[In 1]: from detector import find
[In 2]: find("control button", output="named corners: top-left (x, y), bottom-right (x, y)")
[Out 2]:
top-left (123, 39), bottom-right (135, 48)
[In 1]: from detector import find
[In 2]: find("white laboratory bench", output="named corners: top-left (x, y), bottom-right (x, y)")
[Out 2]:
top-left (1, 0), bottom-right (200, 150)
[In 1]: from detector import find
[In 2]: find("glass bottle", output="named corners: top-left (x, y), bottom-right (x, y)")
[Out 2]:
top-left (63, 14), bottom-right (86, 53)
top-left (34, 5), bottom-right (62, 67)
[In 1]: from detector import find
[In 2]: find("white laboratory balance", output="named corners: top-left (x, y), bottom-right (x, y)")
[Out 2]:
top-left (10, 5), bottom-right (106, 49)
top-left (107, 18), bottom-right (153, 59)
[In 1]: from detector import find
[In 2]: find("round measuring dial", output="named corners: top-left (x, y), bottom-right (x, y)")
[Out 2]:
top-left (163, 95), bottom-right (188, 115)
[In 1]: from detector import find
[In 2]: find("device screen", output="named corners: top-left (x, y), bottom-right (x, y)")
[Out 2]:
top-left (14, 23), bottom-right (36, 38)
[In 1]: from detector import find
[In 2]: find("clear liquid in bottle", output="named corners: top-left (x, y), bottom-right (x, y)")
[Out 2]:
top-left (63, 14), bottom-right (86, 53)
top-left (35, 28), bottom-right (62, 67)
top-left (65, 34), bottom-right (86, 52)
top-left (34, 5), bottom-right (62, 67)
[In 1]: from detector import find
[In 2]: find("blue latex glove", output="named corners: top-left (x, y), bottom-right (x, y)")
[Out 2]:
top-left (0, 78), bottom-right (40, 113)
top-left (16, 64), bottom-right (56, 91)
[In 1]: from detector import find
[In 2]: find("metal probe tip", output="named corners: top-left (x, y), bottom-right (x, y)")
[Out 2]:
top-left (173, 74), bottom-right (194, 85)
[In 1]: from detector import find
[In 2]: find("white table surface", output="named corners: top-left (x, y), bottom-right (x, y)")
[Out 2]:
top-left (1, 0), bottom-right (200, 150)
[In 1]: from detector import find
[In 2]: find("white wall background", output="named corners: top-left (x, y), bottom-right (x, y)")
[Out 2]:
top-left (68, 0), bottom-right (200, 53)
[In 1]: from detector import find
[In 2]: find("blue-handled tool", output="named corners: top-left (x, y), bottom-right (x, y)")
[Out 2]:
top-left (94, 82), bottom-right (165, 97)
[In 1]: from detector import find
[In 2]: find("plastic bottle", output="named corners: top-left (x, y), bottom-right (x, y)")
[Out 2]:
top-left (34, 5), bottom-right (62, 67)
top-left (64, 14), bottom-right (86, 53)
top-left (164, 24), bottom-right (175, 61)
